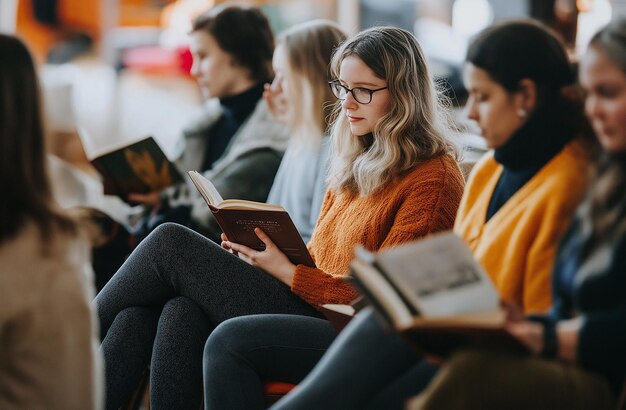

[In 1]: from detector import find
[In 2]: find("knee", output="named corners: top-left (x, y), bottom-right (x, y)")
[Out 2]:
top-left (158, 297), bottom-right (211, 341)
top-left (161, 296), bottom-right (203, 320)
top-left (440, 350), bottom-right (491, 386)
top-left (204, 317), bottom-right (255, 360)
top-left (447, 350), bottom-right (487, 370)
top-left (115, 306), bottom-right (157, 329)
top-left (150, 222), bottom-right (187, 241)
top-left (110, 306), bottom-right (159, 340)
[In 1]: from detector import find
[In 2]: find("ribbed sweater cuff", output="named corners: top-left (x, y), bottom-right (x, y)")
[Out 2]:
top-left (291, 264), bottom-right (325, 307)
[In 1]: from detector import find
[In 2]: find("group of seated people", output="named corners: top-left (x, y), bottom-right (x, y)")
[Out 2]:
top-left (1, 2), bottom-right (625, 409)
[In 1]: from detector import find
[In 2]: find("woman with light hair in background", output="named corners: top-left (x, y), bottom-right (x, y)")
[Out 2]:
top-left (0, 34), bottom-right (102, 410)
top-left (263, 19), bottom-right (347, 243)
top-left (410, 17), bottom-right (626, 409)
top-left (95, 22), bottom-right (465, 410)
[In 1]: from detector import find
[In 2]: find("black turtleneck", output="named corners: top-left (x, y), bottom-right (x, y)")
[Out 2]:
top-left (485, 103), bottom-right (575, 222)
top-left (201, 82), bottom-right (265, 170)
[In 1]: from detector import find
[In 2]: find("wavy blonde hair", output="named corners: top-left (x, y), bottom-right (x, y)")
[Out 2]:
top-left (327, 26), bottom-right (457, 196)
top-left (279, 20), bottom-right (346, 147)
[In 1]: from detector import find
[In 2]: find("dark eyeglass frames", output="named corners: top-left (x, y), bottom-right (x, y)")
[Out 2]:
top-left (328, 81), bottom-right (388, 104)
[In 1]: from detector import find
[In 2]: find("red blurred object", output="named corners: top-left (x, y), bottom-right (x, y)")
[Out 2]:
top-left (263, 381), bottom-right (297, 405)
top-left (121, 45), bottom-right (192, 75)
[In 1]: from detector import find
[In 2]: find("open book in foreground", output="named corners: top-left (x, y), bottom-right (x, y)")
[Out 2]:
top-left (350, 232), bottom-right (528, 357)
top-left (79, 132), bottom-right (184, 200)
top-left (188, 171), bottom-right (316, 268)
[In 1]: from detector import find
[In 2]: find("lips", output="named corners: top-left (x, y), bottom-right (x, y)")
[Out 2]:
top-left (348, 116), bottom-right (364, 123)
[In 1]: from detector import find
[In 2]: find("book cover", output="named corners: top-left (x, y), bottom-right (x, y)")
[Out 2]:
top-left (350, 232), bottom-right (528, 356)
top-left (89, 136), bottom-right (184, 200)
top-left (320, 304), bottom-right (356, 332)
top-left (188, 171), bottom-right (316, 268)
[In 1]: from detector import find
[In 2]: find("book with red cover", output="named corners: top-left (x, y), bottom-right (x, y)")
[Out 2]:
top-left (188, 171), bottom-right (316, 268)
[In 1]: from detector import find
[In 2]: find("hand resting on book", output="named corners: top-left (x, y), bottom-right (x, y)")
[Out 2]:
top-left (500, 300), bottom-right (546, 356)
top-left (221, 228), bottom-right (297, 287)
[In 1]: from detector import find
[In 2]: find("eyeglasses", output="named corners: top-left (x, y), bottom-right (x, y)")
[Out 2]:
top-left (328, 81), bottom-right (388, 104)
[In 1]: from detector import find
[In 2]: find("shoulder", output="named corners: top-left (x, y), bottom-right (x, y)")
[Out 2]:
top-left (245, 100), bottom-right (285, 133)
top-left (225, 147), bottom-right (283, 170)
top-left (0, 222), bottom-right (93, 316)
top-left (464, 152), bottom-right (499, 187)
top-left (232, 100), bottom-right (289, 150)
top-left (2, 222), bottom-right (90, 274)
top-left (182, 98), bottom-right (224, 136)
top-left (402, 154), bottom-right (465, 190)
top-left (537, 139), bottom-right (593, 195)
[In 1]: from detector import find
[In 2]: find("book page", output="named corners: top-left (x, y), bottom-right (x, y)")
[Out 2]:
top-left (376, 232), bottom-right (500, 318)
top-left (351, 259), bottom-right (414, 329)
top-left (188, 171), bottom-right (223, 207)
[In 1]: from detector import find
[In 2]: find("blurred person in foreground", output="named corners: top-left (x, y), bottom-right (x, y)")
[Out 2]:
top-left (0, 34), bottom-right (102, 410)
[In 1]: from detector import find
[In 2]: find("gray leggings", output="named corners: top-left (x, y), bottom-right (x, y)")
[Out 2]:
top-left (203, 308), bottom-right (437, 410)
top-left (95, 223), bottom-right (321, 410)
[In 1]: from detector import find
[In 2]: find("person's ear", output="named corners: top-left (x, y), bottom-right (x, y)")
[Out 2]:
top-left (516, 78), bottom-right (537, 117)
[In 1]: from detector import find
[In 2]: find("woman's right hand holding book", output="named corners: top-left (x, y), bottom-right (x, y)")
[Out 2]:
top-left (220, 230), bottom-right (297, 287)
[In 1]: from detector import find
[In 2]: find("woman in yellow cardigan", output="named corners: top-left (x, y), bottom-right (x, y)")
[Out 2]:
top-left (218, 20), bottom-right (595, 410)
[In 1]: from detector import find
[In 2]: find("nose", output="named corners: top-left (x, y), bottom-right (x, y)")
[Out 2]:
top-left (190, 60), bottom-right (199, 78)
top-left (341, 91), bottom-right (358, 111)
top-left (270, 76), bottom-right (283, 92)
top-left (585, 94), bottom-right (602, 120)
top-left (465, 97), bottom-right (478, 122)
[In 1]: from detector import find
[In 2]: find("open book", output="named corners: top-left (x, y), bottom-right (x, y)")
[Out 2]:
top-left (188, 171), bottom-right (316, 267)
top-left (350, 232), bottom-right (527, 356)
top-left (81, 133), bottom-right (183, 200)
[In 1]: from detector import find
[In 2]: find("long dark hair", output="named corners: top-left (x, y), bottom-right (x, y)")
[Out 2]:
top-left (584, 18), bottom-right (626, 246)
top-left (191, 3), bottom-right (274, 83)
top-left (0, 34), bottom-right (75, 244)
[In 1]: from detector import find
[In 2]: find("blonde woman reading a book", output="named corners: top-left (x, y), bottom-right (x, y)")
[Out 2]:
top-left (409, 18), bottom-right (626, 409)
top-left (202, 21), bottom-right (596, 410)
top-left (0, 35), bottom-right (102, 410)
top-left (95, 25), bottom-right (464, 410)
top-left (200, 26), bottom-right (468, 410)
top-left (262, 20), bottom-right (346, 243)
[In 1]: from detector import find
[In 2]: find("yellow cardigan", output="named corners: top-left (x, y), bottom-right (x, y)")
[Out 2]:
top-left (454, 140), bottom-right (591, 314)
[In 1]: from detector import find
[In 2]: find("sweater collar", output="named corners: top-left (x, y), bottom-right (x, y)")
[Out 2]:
top-left (494, 102), bottom-right (574, 170)
top-left (219, 82), bottom-right (265, 124)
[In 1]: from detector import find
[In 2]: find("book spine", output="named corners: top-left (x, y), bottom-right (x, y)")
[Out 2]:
top-left (210, 208), bottom-right (233, 242)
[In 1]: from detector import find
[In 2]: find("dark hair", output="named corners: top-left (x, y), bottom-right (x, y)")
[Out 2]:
top-left (192, 3), bottom-right (274, 83)
top-left (466, 20), bottom-right (574, 102)
top-left (467, 19), bottom-right (596, 150)
top-left (0, 34), bottom-right (75, 244)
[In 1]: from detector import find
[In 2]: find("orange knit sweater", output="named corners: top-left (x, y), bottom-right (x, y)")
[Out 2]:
top-left (291, 154), bottom-right (465, 307)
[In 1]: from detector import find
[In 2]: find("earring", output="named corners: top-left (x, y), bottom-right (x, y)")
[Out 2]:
top-left (517, 108), bottom-right (528, 119)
